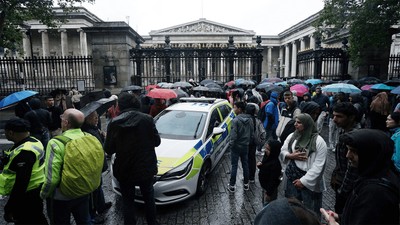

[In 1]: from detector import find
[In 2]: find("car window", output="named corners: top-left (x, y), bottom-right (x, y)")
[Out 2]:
top-left (155, 110), bottom-right (207, 140)
top-left (218, 104), bottom-right (231, 120)
top-left (206, 109), bottom-right (222, 138)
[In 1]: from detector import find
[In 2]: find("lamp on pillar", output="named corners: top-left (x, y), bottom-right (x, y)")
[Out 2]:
top-left (227, 36), bottom-right (235, 81)
top-left (164, 36), bottom-right (171, 83)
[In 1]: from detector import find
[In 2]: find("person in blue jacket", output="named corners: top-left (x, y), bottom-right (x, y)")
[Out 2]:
top-left (263, 91), bottom-right (279, 141)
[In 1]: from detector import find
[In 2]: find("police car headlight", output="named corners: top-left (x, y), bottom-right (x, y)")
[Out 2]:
top-left (160, 158), bottom-right (193, 181)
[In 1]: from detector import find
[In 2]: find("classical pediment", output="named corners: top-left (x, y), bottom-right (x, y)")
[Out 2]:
top-left (149, 18), bottom-right (255, 36)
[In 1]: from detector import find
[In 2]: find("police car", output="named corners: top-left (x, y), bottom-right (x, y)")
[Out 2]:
top-left (110, 97), bottom-right (234, 205)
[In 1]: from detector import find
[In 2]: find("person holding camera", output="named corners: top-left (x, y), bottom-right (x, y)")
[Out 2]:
top-left (279, 113), bottom-right (327, 218)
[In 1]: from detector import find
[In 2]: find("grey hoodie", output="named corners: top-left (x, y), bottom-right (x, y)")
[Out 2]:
top-left (229, 113), bottom-right (254, 151)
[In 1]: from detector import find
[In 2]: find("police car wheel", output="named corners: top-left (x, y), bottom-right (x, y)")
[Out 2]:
top-left (196, 161), bottom-right (211, 196)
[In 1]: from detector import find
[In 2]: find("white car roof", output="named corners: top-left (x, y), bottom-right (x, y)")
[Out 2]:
top-left (166, 98), bottom-right (229, 112)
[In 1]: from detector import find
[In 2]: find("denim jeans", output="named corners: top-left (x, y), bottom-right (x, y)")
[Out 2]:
top-left (229, 146), bottom-right (249, 186)
top-left (248, 144), bottom-right (257, 181)
top-left (47, 195), bottom-right (91, 225)
top-left (284, 179), bottom-right (322, 219)
top-left (119, 178), bottom-right (157, 225)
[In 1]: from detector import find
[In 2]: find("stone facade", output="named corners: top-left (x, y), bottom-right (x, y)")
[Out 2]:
top-left (5, 7), bottom-right (400, 89)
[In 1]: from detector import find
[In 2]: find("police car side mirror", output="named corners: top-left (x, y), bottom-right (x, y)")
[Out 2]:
top-left (212, 127), bottom-right (225, 137)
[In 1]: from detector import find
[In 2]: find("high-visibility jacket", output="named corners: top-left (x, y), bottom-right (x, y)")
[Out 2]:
top-left (0, 138), bottom-right (45, 195)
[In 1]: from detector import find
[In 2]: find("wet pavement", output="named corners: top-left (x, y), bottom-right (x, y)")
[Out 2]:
top-left (0, 108), bottom-right (335, 225)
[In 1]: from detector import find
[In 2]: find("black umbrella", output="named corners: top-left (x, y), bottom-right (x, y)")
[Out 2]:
top-left (205, 82), bottom-right (221, 89)
top-left (199, 79), bottom-right (215, 86)
top-left (263, 85), bottom-right (284, 94)
top-left (207, 87), bottom-right (224, 93)
top-left (358, 76), bottom-right (382, 85)
top-left (193, 86), bottom-right (209, 91)
top-left (121, 85), bottom-right (142, 92)
top-left (385, 79), bottom-right (400, 87)
top-left (80, 98), bottom-right (117, 117)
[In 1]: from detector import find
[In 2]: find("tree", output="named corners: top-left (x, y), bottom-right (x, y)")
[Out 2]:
top-left (0, 0), bottom-right (95, 52)
top-left (315, 0), bottom-right (400, 78)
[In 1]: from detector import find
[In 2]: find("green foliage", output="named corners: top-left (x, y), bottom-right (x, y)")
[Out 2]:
top-left (0, 0), bottom-right (95, 51)
top-left (315, 0), bottom-right (400, 65)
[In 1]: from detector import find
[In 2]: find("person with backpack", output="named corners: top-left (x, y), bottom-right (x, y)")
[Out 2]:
top-left (227, 101), bottom-right (254, 193)
top-left (245, 103), bottom-right (266, 183)
top-left (321, 129), bottom-right (400, 225)
top-left (40, 108), bottom-right (104, 225)
top-left (81, 111), bottom-right (112, 224)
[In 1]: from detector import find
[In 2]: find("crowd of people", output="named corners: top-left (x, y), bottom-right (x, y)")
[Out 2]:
top-left (225, 82), bottom-right (399, 225)
top-left (0, 79), bottom-right (400, 225)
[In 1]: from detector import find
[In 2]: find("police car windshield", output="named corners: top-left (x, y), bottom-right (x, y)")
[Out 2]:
top-left (155, 110), bottom-right (207, 140)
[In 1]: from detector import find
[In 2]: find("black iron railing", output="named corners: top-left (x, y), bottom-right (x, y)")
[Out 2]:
top-left (0, 56), bottom-right (94, 96)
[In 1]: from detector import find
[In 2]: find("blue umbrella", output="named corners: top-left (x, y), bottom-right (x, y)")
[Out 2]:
top-left (256, 82), bottom-right (274, 89)
top-left (274, 81), bottom-right (288, 87)
top-left (0, 90), bottom-right (38, 110)
top-left (391, 86), bottom-right (400, 95)
top-left (370, 83), bottom-right (395, 91)
top-left (321, 83), bottom-right (361, 93)
top-left (305, 79), bottom-right (323, 85)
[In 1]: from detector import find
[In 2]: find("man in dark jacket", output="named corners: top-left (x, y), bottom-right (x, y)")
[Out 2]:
top-left (227, 101), bottom-right (254, 192)
top-left (24, 97), bottom-right (52, 148)
top-left (312, 86), bottom-right (330, 133)
top-left (330, 102), bottom-right (360, 214)
top-left (104, 92), bottom-right (161, 225)
top-left (321, 129), bottom-right (399, 225)
top-left (44, 96), bottom-right (63, 137)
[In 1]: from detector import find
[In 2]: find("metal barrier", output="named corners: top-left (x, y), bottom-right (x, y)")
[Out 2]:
top-left (388, 54), bottom-right (400, 79)
top-left (297, 39), bottom-right (349, 81)
top-left (130, 36), bottom-right (264, 86)
top-left (0, 56), bottom-right (94, 96)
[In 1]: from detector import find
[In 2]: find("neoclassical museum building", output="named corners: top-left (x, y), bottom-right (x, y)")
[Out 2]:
top-left (1, 7), bottom-right (399, 93)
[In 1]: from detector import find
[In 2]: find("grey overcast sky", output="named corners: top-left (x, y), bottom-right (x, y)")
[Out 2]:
top-left (81, 0), bottom-right (324, 36)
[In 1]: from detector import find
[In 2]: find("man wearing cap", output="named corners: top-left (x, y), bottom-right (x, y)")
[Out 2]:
top-left (0, 118), bottom-right (48, 224)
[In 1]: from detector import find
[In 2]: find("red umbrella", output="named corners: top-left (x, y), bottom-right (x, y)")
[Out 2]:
top-left (290, 84), bottom-right (309, 97)
top-left (145, 84), bottom-right (160, 91)
top-left (146, 88), bottom-right (177, 99)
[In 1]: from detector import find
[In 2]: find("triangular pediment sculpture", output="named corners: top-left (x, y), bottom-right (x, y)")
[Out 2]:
top-left (149, 18), bottom-right (255, 36)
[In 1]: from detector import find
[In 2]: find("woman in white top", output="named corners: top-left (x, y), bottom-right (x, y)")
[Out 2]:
top-left (279, 113), bottom-right (327, 218)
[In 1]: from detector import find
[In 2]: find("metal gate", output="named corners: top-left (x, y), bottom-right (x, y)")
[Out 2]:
top-left (0, 56), bottom-right (94, 96)
top-left (297, 39), bottom-right (349, 80)
top-left (130, 36), bottom-right (263, 86)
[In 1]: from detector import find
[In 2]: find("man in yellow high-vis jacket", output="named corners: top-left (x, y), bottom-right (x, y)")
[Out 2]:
top-left (0, 118), bottom-right (47, 224)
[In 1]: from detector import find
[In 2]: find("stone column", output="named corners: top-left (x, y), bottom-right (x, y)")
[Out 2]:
top-left (21, 29), bottom-right (31, 57)
top-left (310, 34), bottom-right (316, 50)
top-left (59, 29), bottom-right (68, 56)
top-left (300, 37), bottom-right (306, 51)
top-left (291, 41), bottom-right (297, 77)
top-left (38, 29), bottom-right (50, 56)
top-left (278, 47), bottom-right (283, 77)
top-left (284, 44), bottom-right (290, 78)
top-left (77, 29), bottom-right (88, 56)
top-left (267, 46), bottom-right (273, 77)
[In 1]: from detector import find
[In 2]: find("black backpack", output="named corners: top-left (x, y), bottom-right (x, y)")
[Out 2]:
top-left (258, 102), bottom-right (268, 122)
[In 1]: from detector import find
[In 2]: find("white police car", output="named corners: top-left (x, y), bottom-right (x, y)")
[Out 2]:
top-left (111, 97), bottom-right (234, 205)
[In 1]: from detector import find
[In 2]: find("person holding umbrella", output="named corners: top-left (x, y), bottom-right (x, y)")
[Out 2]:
top-left (81, 111), bottom-right (112, 223)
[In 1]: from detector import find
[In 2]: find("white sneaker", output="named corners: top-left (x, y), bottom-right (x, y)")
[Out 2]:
top-left (227, 184), bottom-right (236, 193)
top-left (243, 183), bottom-right (249, 191)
